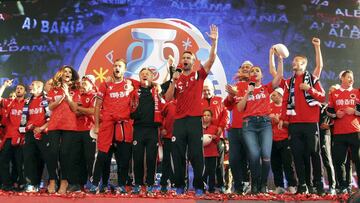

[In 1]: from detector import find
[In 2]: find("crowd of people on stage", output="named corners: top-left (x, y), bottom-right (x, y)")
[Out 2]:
top-left (0, 24), bottom-right (359, 196)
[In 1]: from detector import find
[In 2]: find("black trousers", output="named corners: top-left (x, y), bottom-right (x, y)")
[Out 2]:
top-left (203, 156), bottom-right (217, 192)
top-left (44, 130), bottom-right (78, 181)
top-left (216, 139), bottom-right (225, 188)
top-left (92, 141), bottom-right (132, 187)
top-left (271, 139), bottom-right (297, 188)
top-left (23, 131), bottom-right (46, 186)
top-left (0, 139), bottom-right (24, 187)
top-left (319, 129), bottom-right (336, 189)
top-left (160, 138), bottom-right (174, 187)
top-left (68, 131), bottom-right (96, 185)
top-left (133, 126), bottom-right (158, 186)
top-left (172, 116), bottom-right (204, 190)
top-left (228, 128), bottom-right (250, 191)
top-left (332, 133), bottom-right (360, 188)
top-left (288, 123), bottom-right (323, 188)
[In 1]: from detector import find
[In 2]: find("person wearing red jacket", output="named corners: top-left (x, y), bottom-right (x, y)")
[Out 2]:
top-left (201, 79), bottom-right (229, 193)
top-left (130, 68), bottom-right (164, 194)
top-left (223, 61), bottom-right (252, 194)
top-left (46, 65), bottom-right (81, 194)
top-left (279, 51), bottom-right (326, 194)
top-left (89, 59), bottom-right (135, 194)
top-left (159, 99), bottom-right (176, 194)
top-left (66, 75), bottom-right (97, 192)
top-left (164, 25), bottom-right (218, 196)
top-left (0, 80), bottom-right (26, 191)
top-left (21, 81), bottom-right (50, 193)
top-left (327, 70), bottom-right (360, 194)
top-left (269, 88), bottom-right (297, 194)
top-left (202, 109), bottom-right (220, 193)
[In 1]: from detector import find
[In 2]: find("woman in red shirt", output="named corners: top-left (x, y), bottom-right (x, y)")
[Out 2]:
top-left (237, 54), bottom-right (283, 194)
top-left (46, 65), bottom-right (80, 194)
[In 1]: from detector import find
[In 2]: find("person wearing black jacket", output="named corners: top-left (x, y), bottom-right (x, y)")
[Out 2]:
top-left (131, 67), bottom-right (163, 194)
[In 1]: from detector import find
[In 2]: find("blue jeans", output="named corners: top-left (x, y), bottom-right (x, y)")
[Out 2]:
top-left (242, 116), bottom-right (273, 188)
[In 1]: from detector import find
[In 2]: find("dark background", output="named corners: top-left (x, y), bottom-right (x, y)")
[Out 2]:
top-left (0, 0), bottom-right (359, 96)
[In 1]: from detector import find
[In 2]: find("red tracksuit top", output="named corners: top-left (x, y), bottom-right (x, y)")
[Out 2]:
top-left (201, 96), bottom-right (229, 138)
top-left (223, 81), bottom-right (248, 128)
top-left (203, 124), bottom-right (219, 157)
top-left (280, 75), bottom-right (326, 123)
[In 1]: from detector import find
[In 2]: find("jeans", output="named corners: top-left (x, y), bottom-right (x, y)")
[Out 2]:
top-left (242, 116), bottom-right (273, 188)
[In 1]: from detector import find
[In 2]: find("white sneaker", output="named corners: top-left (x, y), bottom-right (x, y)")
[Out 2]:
top-left (25, 184), bottom-right (39, 193)
top-left (288, 186), bottom-right (297, 194)
top-left (274, 187), bottom-right (286, 194)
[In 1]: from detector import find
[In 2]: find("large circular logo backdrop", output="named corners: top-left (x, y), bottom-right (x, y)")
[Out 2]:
top-left (79, 18), bottom-right (227, 97)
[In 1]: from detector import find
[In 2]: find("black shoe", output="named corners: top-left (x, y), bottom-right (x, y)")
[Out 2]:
top-left (260, 185), bottom-right (268, 194)
top-left (234, 188), bottom-right (244, 195)
top-left (2, 185), bottom-right (14, 191)
top-left (296, 184), bottom-right (309, 194)
top-left (67, 184), bottom-right (81, 193)
top-left (251, 184), bottom-right (259, 195)
top-left (316, 186), bottom-right (325, 196)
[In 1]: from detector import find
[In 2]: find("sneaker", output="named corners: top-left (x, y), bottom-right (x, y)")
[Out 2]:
top-left (25, 184), bottom-right (39, 193)
top-left (250, 185), bottom-right (259, 195)
top-left (288, 186), bottom-right (297, 194)
top-left (99, 184), bottom-right (110, 193)
top-left (260, 185), bottom-right (268, 194)
top-left (132, 185), bottom-right (141, 194)
top-left (296, 184), bottom-right (308, 194)
top-left (328, 188), bottom-right (336, 195)
top-left (242, 182), bottom-right (251, 194)
top-left (176, 187), bottom-right (185, 195)
top-left (195, 189), bottom-right (204, 196)
top-left (274, 187), bottom-right (286, 194)
top-left (146, 185), bottom-right (154, 194)
top-left (67, 184), bottom-right (81, 193)
top-left (160, 186), bottom-right (168, 194)
top-left (88, 184), bottom-right (99, 194)
top-left (220, 186), bottom-right (226, 194)
top-left (115, 186), bottom-right (127, 194)
top-left (316, 186), bottom-right (326, 196)
top-left (1, 185), bottom-right (13, 191)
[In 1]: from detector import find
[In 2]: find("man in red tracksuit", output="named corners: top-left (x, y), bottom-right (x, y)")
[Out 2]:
top-left (89, 59), bottom-right (135, 194)
top-left (280, 54), bottom-right (326, 195)
top-left (0, 80), bottom-right (26, 191)
top-left (201, 80), bottom-right (229, 193)
top-left (164, 24), bottom-right (218, 196)
top-left (159, 99), bottom-right (176, 194)
top-left (20, 80), bottom-right (50, 193)
top-left (223, 61), bottom-right (252, 194)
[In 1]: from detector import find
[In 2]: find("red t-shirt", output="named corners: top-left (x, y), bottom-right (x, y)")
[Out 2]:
top-left (242, 83), bottom-right (273, 118)
top-left (97, 79), bottom-right (134, 120)
top-left (174, 67), bottom-right (207, 119)
top-left (4, 98), bottom-right (25, 144)
top-left (201, 96), bottom-right (229, 137)
top-left (270, 102), bottom-right (288, 141)
top-left (27, 96), bottom-right (48, 128)
top-left (328, 87), bottom-right (360, 135)
top-left (47, 87), bottom-right (80, 131)
top-left (223, 81), bottom-right (248, 128)
top-left (281, 75), bottom-right (325, 123)
top-left (77, 91), bottom-right (96, 131)
top-left (161, 100), bottom-right (176, 139)
top-left (203, 124), bottom-right (219, 157)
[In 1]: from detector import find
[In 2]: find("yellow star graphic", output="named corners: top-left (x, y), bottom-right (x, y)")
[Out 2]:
top-left (93, 67), bottom-right (109, 83)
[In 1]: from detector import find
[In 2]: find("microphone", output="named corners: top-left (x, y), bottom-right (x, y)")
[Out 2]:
top-left (176, 64), bottom-right (183, 73)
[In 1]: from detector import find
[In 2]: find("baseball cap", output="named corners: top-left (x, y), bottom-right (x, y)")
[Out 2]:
top-left (241, 60), bottom-right (253, 67)
top-left (274, 87), bottom-right (284, 96)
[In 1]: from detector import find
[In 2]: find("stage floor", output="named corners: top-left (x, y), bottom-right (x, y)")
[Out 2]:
top-left (0, 190), bottom-right (352, 203)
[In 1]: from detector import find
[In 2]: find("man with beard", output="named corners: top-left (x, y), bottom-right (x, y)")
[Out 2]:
top-left (164, 24), bottom-right (218, 196)
top-left (0, 80), bottom-right (26, 191)
top-left (89, 59), bottom-right (135, 194)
